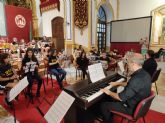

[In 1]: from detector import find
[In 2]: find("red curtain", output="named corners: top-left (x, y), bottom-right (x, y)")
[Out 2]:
top-left (5, 5), bottom-right (32, 43)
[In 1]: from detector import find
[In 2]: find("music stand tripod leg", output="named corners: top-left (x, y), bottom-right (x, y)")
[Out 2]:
top-left (12, 102), bottom-right (17, 123)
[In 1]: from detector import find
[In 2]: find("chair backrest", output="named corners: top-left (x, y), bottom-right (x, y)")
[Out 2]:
top-left (151, 69), bottom-right (161, 83)
top-left (133, 91), bottom-right (155, 120)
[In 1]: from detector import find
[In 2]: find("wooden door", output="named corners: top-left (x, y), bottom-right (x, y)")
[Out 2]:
top-left (51, 17), bottom-right (64, 52)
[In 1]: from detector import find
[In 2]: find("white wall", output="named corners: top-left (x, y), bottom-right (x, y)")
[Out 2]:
top-left (0, 1), bottom-right (6, 36)
top-left (42, 0), bottom-right (64, 37)
top-left (109, 0), bottom-right (117, 19)
top-left (75, 27), bottom-right (88, 47)
top-left (119, 0), bottom-right (165, 19)
top-left (66, 0), bottom-right (72, 40)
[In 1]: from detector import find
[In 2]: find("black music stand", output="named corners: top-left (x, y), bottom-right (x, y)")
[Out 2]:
top-left (12, 101), bottom-right (16, 123)
top-left (36, 91), bottom-right (75, 123)
top-left (4, 87), bottom-right (17, 123)
top-left (7, 77), bottom-right (29, 123)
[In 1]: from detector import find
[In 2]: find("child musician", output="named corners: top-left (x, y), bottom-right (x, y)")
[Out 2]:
top-left (22, 48), bottom-right (42, 97)
top-left (0, 53), bottom-right (19, 107)
top-left (48, 49), bottom-right (66, 89)
top-left (76, 51), bottom-right (89, 79)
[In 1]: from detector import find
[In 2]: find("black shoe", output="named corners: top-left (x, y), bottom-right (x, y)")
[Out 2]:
top-left (26, 92), bottom-right (33, 98)
top-left (59, 84), bottom-right (64, 90)
top-left (15, 95), bottom-right (19, 101)
top-left (4, 97), bottom-right (13, 109)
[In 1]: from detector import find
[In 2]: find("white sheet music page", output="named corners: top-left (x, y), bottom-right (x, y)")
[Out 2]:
top-left (117, 86), bottom-right (125, 93)
top-left (25, 62), bottom-right (30, 73)
top-left (117, 60), bottom-right (125, 75)
top-left (25, 61), bottom-right (37, 73)
top-left (8, 77), bottom-right (29, 102)
top-left (88, 63), bottom-right (106, 83)
top-left (29, 61), bottom-right (37, 72)
top-left (44, 91), bottom-right (75, 123)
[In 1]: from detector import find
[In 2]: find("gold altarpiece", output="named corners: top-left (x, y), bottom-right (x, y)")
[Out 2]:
top-left (151, 5), bottom-right (165, 45)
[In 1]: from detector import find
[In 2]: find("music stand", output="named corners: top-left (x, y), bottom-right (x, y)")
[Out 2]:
top-left (7, 77), bottom-right (29, 123)
top-left (36, 91), bottom-right (75, 123)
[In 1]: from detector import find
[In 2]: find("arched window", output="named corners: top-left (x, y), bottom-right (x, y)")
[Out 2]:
top-left (97, 6), bottom-right (106, 51)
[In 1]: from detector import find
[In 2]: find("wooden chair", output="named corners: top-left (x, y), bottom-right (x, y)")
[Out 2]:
top-left (44, 60), bottom-right (54, 87)
top-left (75, 66), bottom-right (83, 80)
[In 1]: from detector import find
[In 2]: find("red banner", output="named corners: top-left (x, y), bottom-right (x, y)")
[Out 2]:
top-left (5, 5), bottom-right (32, 43)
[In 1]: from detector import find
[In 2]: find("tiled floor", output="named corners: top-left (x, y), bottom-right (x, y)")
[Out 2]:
top-left (150, 72), bottom-right (165, 114)
top-left (153, 73), bottom-right (165, 96)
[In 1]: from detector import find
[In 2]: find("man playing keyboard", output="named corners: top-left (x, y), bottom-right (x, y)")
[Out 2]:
top-left (100, 53), bottom-right (152, 123)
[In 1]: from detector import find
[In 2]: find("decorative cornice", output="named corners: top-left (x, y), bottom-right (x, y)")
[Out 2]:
top-left (40, 0), bottom-right (60, 13)
top-left (40, 3), bottom-right (58, 13)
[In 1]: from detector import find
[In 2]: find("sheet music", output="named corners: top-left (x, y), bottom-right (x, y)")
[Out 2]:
top-left (117, 60), bottom-right (125, 74)
top-left (117, 86), bottom-right (125, 93)
top-left (8, 77), bottom-right (29, 102)
top-left (88, 63), bottom-right (106, 83)
top-left (44, 91), bottom-right (75, 123)
top-left (25, 61), bottom-right (37, 73)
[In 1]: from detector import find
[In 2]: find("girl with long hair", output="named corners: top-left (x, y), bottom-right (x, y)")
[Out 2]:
top-left (22, 48), bottom-right (42, 97)
top-left (76, 51), bottom-right (89, 79)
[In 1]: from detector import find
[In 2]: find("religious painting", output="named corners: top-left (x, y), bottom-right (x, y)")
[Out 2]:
top-left (74, 0), bottom-right (88, 32)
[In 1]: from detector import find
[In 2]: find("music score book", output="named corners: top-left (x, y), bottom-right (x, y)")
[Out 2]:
top-left (117, 60), bottom-right (125, 75)
top-left (88, 63), bottom-right (106, 83)
top-left (8, 77), bottom-right (29, 102)
top-left (25, 61), bottom-right (37, 73)
top-left (44, 91), bottom-right (75, 123)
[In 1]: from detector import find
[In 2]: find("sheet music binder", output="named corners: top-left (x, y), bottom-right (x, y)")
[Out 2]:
top-left (44, 91), bottom-right (75, 123)
top-left (24, 61), bottom-right (37, 73)
top-left (8, 77), bottom-right (29, 102)
top-left (88, 63), bottom-right (106, 83)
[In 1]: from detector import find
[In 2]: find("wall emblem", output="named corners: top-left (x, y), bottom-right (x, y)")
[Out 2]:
top-left (15, 15), bottom-right (26, 28)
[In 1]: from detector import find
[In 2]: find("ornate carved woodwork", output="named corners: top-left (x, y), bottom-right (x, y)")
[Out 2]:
top-left (74, 0), bottom-right (88, 32)
top-left (6, 0), bottom-right (30, 9)
top-left (40, 0), bottom-right (60, 13)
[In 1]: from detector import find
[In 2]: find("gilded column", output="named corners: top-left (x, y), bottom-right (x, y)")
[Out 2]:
top-left (88, 0), bottom-right (91, 50)
top-left (30, 0), bottom-right (39, 37)
top-left (72, 0), bottom-right (76, 48)
top-left (117, 0), bottom-right (120, 19)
